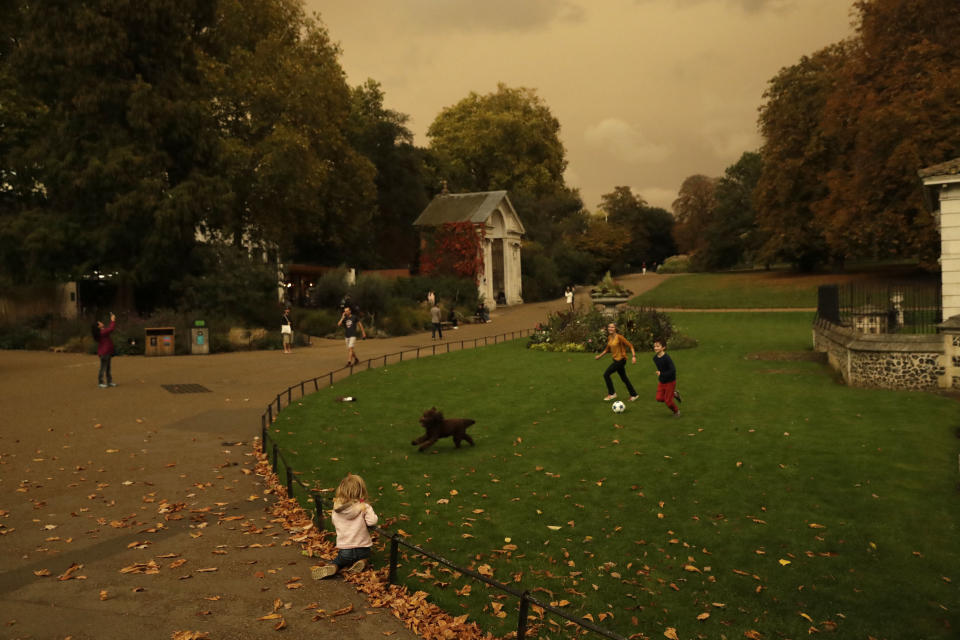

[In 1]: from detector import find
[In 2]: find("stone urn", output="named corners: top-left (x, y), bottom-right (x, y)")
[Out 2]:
top-left (591, 295), bottom-right (632, 316)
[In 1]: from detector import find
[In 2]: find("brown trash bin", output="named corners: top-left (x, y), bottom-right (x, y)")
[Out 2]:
top-left (144, 327), bottom-right (175, 356)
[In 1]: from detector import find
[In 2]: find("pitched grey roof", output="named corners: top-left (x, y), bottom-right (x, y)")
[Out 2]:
top-left (413, 190), bottom-right (511, 226)
top-left (919, 157), bottom-right (960, 179)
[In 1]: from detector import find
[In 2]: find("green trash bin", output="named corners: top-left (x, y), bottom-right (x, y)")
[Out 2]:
top-left (191, 320), bottom-right (209, 355)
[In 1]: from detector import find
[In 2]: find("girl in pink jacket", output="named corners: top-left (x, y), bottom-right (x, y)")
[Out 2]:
top-left (312, 473), bottom-right (378, 579)
top-left (92, 313), bottom-right (117, 388)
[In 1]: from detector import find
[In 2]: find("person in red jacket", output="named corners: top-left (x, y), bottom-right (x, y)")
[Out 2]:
top-left (92, 313), bottom-right (117, 388)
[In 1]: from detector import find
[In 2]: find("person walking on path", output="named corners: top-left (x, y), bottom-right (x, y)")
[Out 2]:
top-left (595, 322), bottom-right (639, 401)
top-left (312, 473), bottom-right (379, 579)
top-left (92, 312), bottom-right (117, 388)
top-left (338, 306), bottom-right (366, 366)
top-left (565, 286), bottom-right (574, 311)
top-left (653, 339), bottom-right (681, 417)
top-left (281, 307), bottom-right (293, 354)
top-left (430, 302), bottom-right (443, 340)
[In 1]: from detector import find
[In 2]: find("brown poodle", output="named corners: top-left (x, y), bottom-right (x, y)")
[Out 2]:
top-left (412, 407), bottom-right (476, 452)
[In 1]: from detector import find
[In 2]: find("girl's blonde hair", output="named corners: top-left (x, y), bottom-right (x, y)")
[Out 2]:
top-left (333, 473), bottom-right (368, 509)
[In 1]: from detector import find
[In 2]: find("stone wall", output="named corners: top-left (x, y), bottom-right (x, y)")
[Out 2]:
top-left (813, 319), bottom-right (945, 391)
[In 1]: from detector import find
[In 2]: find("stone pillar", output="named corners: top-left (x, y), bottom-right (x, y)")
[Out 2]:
top-left (938, 315), bottom-right (960, 389)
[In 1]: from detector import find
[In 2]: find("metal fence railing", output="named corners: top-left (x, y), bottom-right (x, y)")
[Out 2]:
top-left (255, 327), bottom-right (629, 639)
top-left (817, 282), bottom-right (942, 334)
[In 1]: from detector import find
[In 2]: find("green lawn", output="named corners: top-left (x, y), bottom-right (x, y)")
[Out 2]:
top-left (271, 312), bottom-right (958, 639)
top-left (631, 270), bottom-right (937, 308)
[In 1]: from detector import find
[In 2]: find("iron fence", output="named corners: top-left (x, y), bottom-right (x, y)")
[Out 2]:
top-left (817, 282), bottom-right (942, 334)
top-left (256, 327), bottom-right (629, 639)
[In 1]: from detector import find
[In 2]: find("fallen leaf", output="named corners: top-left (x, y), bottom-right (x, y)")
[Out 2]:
top-left (808, 523), bottom-right (826, 529)
top-left (664, 628), bottom-right (680, 640)
top-left (697, 612), bottom-right (710, 620)
top-left (778, 559), bottom-right (791, 566)
top-left (171, 632), bottom-right (210, 640)
top-left (33, 569), bottom-right (52, 577)
top-left (257, 613), bottom-right (282, 621)
top-left (99, 590), bottom-right (109, 601)
top-left (58, 562), bottom-right (84, 581)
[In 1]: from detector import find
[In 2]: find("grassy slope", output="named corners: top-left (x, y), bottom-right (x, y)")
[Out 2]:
top-left (631, 270), bottom-right (937, 308)
top-left (272, 312), bottom-right (958, 639)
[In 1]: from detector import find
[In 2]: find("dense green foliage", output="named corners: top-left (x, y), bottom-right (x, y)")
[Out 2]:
top-left (271, 313), bottom-right (959, 639)
top-left (0, 0), bottom-right (431, 316)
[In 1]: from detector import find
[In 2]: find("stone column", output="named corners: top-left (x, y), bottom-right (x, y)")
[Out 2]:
top-left (938, 315), bottom-right (960, 389)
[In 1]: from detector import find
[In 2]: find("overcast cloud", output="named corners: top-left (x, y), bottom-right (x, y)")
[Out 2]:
top-left (310, 0), bottom-right (854, 211)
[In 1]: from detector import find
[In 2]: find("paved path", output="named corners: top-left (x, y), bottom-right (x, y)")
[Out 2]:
top-left (0, 273), bottom-right (668, 640)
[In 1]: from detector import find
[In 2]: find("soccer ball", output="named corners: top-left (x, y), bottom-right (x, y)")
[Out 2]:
top-left (611, 400), bottom-right (626, 413)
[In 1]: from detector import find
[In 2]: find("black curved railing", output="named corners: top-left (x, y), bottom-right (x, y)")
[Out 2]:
top-left (257, 328), bottom-right (627, 640)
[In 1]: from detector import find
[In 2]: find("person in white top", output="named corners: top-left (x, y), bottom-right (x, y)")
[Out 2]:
top-left (312, 474), bottom-right (379, 579)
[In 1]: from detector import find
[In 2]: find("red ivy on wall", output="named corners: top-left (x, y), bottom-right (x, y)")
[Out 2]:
top-left (420, 222), bottom-right (486, 283)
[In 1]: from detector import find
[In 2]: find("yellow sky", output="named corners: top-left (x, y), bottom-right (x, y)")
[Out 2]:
top-left (308, 0), bottom-right (855, 211)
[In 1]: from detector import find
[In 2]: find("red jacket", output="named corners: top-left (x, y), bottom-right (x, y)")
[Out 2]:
top-left (97, 321), bottom-right (116, 357)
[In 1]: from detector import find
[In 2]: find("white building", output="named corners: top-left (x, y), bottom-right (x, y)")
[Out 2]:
top-left (920, 157), bottom-right (960, 319)
top-left (413, 190), bottom-right (525, 308)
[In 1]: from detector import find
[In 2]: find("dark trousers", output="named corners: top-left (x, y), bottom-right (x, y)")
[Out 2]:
top-left (603, 358), bottom-right (637, 397)
top-left (333, 546), bottom-right (371, 569)
top-left (98, 355), bottom-right (113, 384)
top-left (431, 322), bottom-right (442, 339)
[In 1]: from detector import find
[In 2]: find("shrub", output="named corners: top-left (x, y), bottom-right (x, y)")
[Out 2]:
top-left (528, 306), bottom-right (695, 353)
top-left (392, 275), bottom-right (479, 309)
top-left (657, 254), bottom-right (692, 273)
top-left (350, 274), bottom-right (391, 318)
top-left (173, 244), bottom-right (278, 326)
top-left (313, 268), bottom-right (350, 309)
top-left (295, 308), bottom-right (339, 337)
top-left (380, 302), bottom-right (430, 337)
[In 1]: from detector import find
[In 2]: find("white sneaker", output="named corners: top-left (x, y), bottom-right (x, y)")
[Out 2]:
top-left (311, 565), bottom-right (337, 580)
top-left (346, 559), bottom-right (367, 574)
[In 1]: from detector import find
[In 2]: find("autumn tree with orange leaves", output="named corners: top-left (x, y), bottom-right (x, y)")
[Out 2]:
top-left (756, 0), bottom-right (960, 270)
top-left (419, 222), bottom-right (486, 283)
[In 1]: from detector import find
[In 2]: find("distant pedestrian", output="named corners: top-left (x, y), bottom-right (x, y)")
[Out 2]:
top-left (427, 290), bottom-right (435, 306)
top-left (311, 473), bottom-right (378, 579)
top-left (338, 306), bottom-right (366, 366)
top-left (281, 307), bottom-right (293, 354)
top-left (92, 313), bottom-right (117, 388)
top-left (565, 286), bottom-right (574, 310)
top-left (641, 262), bottom-right (647, 275)
top-left (430, 302), bottom-right (443, 340)
top-left (652, 339), bottom-right (681, 417)
top-left (448, 307), bottom-right (459, 329)
top-left (594, 322), bottom-right (638, 402)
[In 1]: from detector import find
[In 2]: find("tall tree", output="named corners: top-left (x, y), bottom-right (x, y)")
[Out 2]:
top-left (700, 151), bottom-right (762, 270)
top-left (346, 79), bottom-right (431, 268)
top-left (755, 44), bottom-right (849, 270)
top-left (0, 0), bottom-right (218, 304)
top-left (599, 186), bottom-right (651, 271)
top-left (201, 0), bottom-right (376, 265)
top-left (814, 0), bottom-right (960, 266)
top-left (671, 174), bottom-right (717, 261)
top-left (427, 83), bottom-right (583, 246)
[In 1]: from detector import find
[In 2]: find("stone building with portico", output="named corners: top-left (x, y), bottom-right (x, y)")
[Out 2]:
top-left (413, 190), bottom-right (525, 308)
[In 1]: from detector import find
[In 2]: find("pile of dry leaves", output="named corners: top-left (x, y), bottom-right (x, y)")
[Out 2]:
top-left (252, 439), bottom-right (499, 640)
